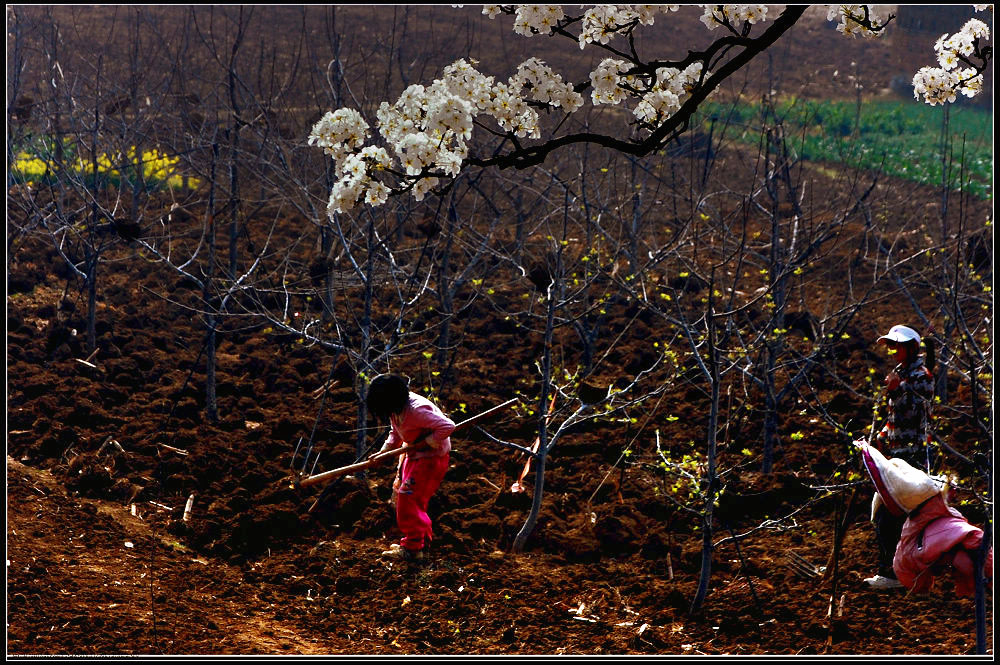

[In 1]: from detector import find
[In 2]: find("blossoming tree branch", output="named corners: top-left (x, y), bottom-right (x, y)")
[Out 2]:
top-left (309, 4), bottom-right (992, 216)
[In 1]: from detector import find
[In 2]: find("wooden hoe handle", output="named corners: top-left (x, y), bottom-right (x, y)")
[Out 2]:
top-left (297, 444), bottom-right (415, 489)
top-left (296, 397), bottom-right (518, 491)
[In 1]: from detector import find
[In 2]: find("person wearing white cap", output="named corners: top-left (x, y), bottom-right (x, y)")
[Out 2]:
top-left (873, 324), bottom-right (937, 467)
top-left (864, 324), bottom-right (937, 589)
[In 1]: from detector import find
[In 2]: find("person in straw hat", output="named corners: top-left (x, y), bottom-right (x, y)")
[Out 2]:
top-left (854, 440), bottom-right (992, 597)
top-left (864, 324), bottom-right (936, 589)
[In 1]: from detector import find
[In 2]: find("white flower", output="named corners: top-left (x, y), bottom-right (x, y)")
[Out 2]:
top-left (364, 181), bottom-right (390, 206)
top-left (512, 5), bottom-right (564, 36)
top-left (511, 57), bottom-right (584, 112)
top-left (700, 5), bottom-right (726, 31)
top-left (360, 145), bottom-right (393, 171)
top-left (590, 58), bottom-right (630, 105)
top-left (915, 17), bottom-right (989, 105)
top-left (699, 5), bottom-right (766, 31)
top-left (635, 5), bottom-right (678, 25)
top-left (341, 153), bottom-right (367, 179)
top-left (412, 176), bottom-right (439, 202)
top-left (397, 133), bottom-right (436, 175)
top-left (482, 5), bottom-right (503, 19)
top-left (580, 5), bottom-right (633, 47)
top-left (742, 5), bottom-right (768, 24)
top-left (435, 147), bottom-right (465, 176)
top-left (827, 5), bottom-right (888, 39)
top-left (963, 18), bottom-right (990, 40)
top-left (327, 176), bottom-right (364, 215)
top-left (426, 94), bottom-right (474, 140)
top-left (937, 49), bottom-right (959, 70)
top-left (912, 67), bottom-right (962, 105)
top-left (308, 109), bottom-right (370, 160)
top-left (949, 32), bottom-right (976, 56)
top-left (634, 88), bottom-right (681, 124)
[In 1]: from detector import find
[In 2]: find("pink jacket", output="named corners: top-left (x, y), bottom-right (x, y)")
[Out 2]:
top-left (385, 393), bottom-right (455, 459)
top-left (894, 494), bottom-right (993, 597)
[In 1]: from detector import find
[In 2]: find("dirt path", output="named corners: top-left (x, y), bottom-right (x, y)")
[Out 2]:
top-left (7, 457), bottom-right (334, 655)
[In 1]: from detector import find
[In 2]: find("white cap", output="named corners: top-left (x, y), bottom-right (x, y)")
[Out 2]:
top-left (877, 324), bottom-right (921, 345)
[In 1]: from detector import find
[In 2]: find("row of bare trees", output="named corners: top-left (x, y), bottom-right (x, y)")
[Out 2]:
top-left (7, 5), bottom-right (991, 628)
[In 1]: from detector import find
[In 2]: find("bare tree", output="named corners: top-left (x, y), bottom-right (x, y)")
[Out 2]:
top-left (8, 7), bottom-right (189, 353)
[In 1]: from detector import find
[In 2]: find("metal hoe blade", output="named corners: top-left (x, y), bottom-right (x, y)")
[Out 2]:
top-left (290, 437), bottom-right (321, 487)
top-left (784, 551), bottom-right (824, 579)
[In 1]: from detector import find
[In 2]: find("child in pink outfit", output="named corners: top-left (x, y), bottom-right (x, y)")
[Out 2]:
top-left (366, 374), bottom-right (454, 559)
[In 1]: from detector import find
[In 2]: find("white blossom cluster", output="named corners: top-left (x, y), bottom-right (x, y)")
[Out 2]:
top-left (512, 57), bottom-right (585, 112)
top-left (483, 5), bottom-right (681, 48)
top-left (699, 5), bottom-right (769, 31)
top-left (589, 58), bottom-right (635, 105)
top-left (578, 5), bottom-right (679, 49)
top-left (308, 108), bottom-right (370, 163)
top-left (482, 5), bottom-right (503, 20)
top-left (376, 80), bottom-right (474, 202)
top-left (588, 50), bottom-right (705, 122)
top-left (912, 18), bottom-right (990, 105)
top-left (314, 5), bottom-right (989, 211)
top-left (634, 62), bottom-right (704, 125)
top-left (308, 109), bottom-right (393, 213)
top-left (441, 60), bottom-right (536, 138)
top-left (335, 147), bottom-right (393, 210)
top-left (511, 5), bottom-right (565, 36)
top-left (312, 55), bottom-right (589, 213)
top-left (825, 5), bottom-right (889, 39)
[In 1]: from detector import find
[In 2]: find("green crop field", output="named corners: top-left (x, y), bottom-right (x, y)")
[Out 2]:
top-left (700, 98), bottom-right (993, 200)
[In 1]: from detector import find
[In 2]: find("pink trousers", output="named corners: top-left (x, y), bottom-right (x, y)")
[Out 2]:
top-left (396, 453), bottom-right (449, 552)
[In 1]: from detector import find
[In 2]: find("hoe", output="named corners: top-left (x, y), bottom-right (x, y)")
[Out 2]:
top-left (291, 398), bottom-right (518, 498)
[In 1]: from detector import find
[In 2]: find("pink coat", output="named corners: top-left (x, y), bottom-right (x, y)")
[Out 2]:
top-left (385, 393), bottom-right (455, 460)
top-left (894, 494), bottom-right (993, 597)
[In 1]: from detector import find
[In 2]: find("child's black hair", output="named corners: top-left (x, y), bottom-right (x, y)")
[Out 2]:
top-left (366, 374), bottom-right (410, 422)
top-left (923, 335), bottom-right (936, 372)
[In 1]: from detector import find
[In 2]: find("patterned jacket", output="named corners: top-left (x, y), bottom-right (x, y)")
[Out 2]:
top-left (876, 357), bottom-right (935, 466)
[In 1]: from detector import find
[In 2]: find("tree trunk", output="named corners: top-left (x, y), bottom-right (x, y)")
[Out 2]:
top-left (690, 498), bottom-right (715, 614)
top-left (226, 9), bottom-right (246, 280)
top-left (628, 158), bottom-right (641, 276)
top-left (435, 203), bottom-right (457, 376)
top-left (762, 351), bottom-right (777, 474)
top-left (205, 312), bottom-right (218, 423)
top-left (761, 126), bottom-right (788, 474)
top-left (358, 215), bottom-right (375, 460)
top-left (321, 224), bottom-right (335, 322)
top-left (356, 378), bottom-right (369, 463)
top-left (204, 141), bottom-right (220, 424)
top-left (691, 284), bottom-right (721, 613)
top-left (513, 452), bottom-right (546, 553)
top-left (513, 281), bottom-right (556, 552)
top-left (86, 254), bottom-right (98, 353)
top-left (228, 128), bottom-right (240, 279)
top-left (974, 459), bottom-right (992, 654)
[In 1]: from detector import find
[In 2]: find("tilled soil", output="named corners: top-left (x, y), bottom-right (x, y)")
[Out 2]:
top-left (6, 189), bottom-right (993, 655)
top-left (6, 4), bottom-right (993, 656)
top-left (5, 453), bottom-right (992, 655)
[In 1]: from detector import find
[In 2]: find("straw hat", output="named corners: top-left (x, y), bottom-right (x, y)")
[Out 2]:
top-left (855, 442), bottom-right (946, 518)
